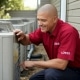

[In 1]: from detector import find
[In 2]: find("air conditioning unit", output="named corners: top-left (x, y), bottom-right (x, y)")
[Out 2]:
top-left (0, 22), bottom-right (20, 80)
top-left (0, 19), bottom-right (27, 62)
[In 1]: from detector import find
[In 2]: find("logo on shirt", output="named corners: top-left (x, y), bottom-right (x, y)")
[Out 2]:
top-left (54, 42), bottom-right (60, 45)
top-left (61, 51), bottom-right (70, 55)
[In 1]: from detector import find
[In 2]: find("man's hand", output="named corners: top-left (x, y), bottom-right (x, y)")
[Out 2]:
top-left (20, 58), bottom-right (68, 70)
top-left (20, 61), bottom-right (35, 70)
top-left (13, 29), bottom-right (25, 42)
top-left (13, 29), bottom-right (31, 45)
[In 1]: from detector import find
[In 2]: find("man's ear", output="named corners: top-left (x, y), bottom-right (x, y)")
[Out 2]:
top-left (53, 16), bottom-right (58, 23)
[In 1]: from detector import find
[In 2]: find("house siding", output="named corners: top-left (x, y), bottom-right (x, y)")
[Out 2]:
top-left (67, 0), bottom-right (80, 31)
top-left (50, 0), bottom-right (61, 18)
top-left (51, 0), bottom-right (80, 31)
top-left (40, 0), bottom-right (51, 7)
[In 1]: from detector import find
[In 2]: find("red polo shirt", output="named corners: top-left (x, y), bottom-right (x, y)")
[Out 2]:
top-left (29, 19), bottom-right (80, 68)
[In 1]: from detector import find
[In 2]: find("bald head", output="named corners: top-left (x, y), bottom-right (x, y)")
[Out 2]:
top-left (37, 4), bottom-right (58, 17)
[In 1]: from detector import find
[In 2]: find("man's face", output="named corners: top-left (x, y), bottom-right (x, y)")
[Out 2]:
top-left (37, 12), bottom-right (57, 33)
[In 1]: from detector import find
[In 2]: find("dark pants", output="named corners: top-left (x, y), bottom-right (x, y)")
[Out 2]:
top-left (29, 68), bottom-right (80, 80)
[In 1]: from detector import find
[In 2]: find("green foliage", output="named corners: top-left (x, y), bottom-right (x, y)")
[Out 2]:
top-left (0, 0), bottom-right (24, 10)
top-left (0, 0), bottom-right (8, 8)
top-left (5, 0), bottom-right (24, 10)
top-left (0, 0), bottom-right (24, 18)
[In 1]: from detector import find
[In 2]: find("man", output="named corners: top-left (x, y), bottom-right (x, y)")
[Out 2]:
top-left (14, 4), bottom-right (80, 80)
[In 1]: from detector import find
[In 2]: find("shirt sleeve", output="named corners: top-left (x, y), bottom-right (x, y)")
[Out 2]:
top-left (29, 28), bottom-right (43, 45)
top-left (57, 29), bottom-right (78, 61)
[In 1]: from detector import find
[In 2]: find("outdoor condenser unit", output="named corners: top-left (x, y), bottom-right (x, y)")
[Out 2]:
top-left (0, 19), bottom-right (27, 64)
top-left (0, 22), bottom-right (20, 80)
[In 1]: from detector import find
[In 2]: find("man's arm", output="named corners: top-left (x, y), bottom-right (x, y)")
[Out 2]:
top-left (33, 58), bottom-right (68, 70)
top-left (20, 58), bottom-right (68, 70)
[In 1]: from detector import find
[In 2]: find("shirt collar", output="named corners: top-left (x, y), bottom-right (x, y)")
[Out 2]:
top-left (51, 19), bottom-right (62, 37)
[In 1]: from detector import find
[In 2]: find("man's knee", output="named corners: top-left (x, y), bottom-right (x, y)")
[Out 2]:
top-left (45, 72), bottom-right (54, 80)
top-left (29, 77), bottom-right (34, 80)
top-left (45, 68), bottom-right (63, 80)
top-left (29, 70), bottom-right (45, 80)
top-left (29, 75), bottom-right (36, 80)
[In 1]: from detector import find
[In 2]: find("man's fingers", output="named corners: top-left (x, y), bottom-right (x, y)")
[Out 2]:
top-left (18, 37), bottom-right (23, 41)
top-left (16, 30), bottom-right (22, 36)
top-left (13, 29), bottom-right (21, 34)
top-left (19, 62), bottom-right (29, 70)
top-left (13, 29), bottom-right (25, 41)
